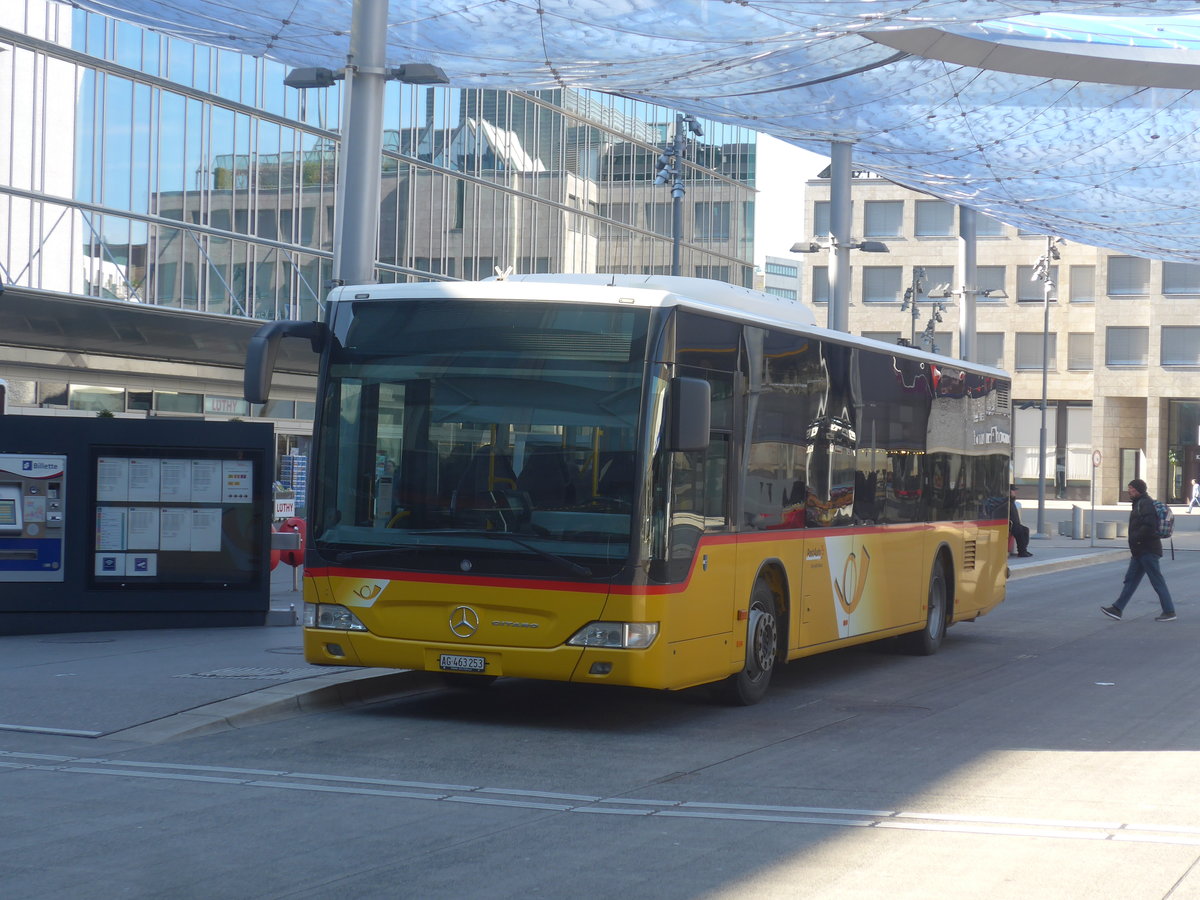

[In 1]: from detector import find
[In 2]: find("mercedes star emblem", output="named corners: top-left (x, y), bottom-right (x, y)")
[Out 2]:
top-left (449, 605), bottom-right (479, 638)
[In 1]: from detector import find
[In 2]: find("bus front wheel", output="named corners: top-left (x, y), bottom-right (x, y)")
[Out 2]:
top-left (722, 579), bottom-right (779, 706)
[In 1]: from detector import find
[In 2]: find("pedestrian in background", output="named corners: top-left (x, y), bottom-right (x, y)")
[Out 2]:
top-left (1188, 478), bottom-right (1200, 514)
top-left (1008, 484), bottom-right (1032, 557)
top-left (1101, 479), bottom-right (1177, 622)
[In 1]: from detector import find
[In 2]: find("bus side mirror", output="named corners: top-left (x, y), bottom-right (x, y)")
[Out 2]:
top-left (244, 320), bottom-right (328, 404)
top-left (666, 376), bottom-right (710, 452)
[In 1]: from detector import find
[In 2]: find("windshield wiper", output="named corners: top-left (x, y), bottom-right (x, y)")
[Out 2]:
top-left (330, 546), bottom-right (425, 564)
top-left (407, 530), bottom-right (593, 578)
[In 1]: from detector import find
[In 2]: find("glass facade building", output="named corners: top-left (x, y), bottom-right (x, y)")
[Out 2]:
top-left (0, 0), bottom-right (756, 434)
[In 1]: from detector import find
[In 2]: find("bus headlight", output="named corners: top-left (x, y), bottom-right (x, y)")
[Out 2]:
top-left (304, 602), bottom-right (368, 632)
top-left (567, 621), bottom-right (658, 649)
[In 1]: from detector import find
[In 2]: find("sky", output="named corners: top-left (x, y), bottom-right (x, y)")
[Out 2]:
top-left (753, 135), bottom-right (830, 270)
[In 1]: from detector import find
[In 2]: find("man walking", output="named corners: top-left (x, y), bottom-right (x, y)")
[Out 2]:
top-left (1101, 479), bottom-right (1177, 622)
top-left (1189, 478), bottom-right (1200, 514)
top-left (1009, 484), bottom-right (1032, 557)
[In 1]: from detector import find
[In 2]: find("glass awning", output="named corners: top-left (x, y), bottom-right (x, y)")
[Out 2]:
top-left (61, 0), bottom-right (1200, 261)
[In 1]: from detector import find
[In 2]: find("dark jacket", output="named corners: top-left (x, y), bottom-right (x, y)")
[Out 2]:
top-left (1009, 497), bottom-right (1023, 531)
top-left (1128, 493), bottom-right (1163, 558)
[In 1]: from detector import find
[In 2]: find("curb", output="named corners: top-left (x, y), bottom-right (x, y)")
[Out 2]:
top-left (1008, 548), bottom-right (1127, 580)
top-left (104, 668), bottom-right (440, 745)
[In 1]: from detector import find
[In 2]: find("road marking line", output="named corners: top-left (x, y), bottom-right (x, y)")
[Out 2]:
top-left (9, 749), bottom-right (1200, 846)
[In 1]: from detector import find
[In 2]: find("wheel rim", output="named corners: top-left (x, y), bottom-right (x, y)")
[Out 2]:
top-left (927, 571), bottom-right (946, 638)
top-left (747, 604), bottom-right (778, 678)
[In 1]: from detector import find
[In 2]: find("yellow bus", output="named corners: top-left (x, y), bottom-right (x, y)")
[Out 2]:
top-left (246, 275), bottom-right (1012, 704)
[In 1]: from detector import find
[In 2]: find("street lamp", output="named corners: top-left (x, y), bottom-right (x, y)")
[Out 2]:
top-left (1030, 235), bottom-right (1062, 537)
top-left (654, 112), bottom-right (703, 276)
top-left (284, 45), bottom-right (449, 289)
top-left (790, 236), bottom-right (889, 254)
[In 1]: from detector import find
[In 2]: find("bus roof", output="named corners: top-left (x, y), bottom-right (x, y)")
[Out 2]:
top-left (325, 275), bottom-right (1009, 380)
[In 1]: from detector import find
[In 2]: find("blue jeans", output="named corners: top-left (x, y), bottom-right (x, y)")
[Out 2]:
top-left (1113, 553), bottom-right (1175, 615)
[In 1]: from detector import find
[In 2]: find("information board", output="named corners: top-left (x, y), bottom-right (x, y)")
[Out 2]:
top-left (90, 448), bottom-right (264, 588)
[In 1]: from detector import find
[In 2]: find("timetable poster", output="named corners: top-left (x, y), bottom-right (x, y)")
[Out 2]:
top-left (91, 451), bottom-right (263, 588)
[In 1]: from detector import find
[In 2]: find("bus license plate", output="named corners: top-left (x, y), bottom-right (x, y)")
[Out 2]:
top-left (439, 654), bottom-right (486, 673)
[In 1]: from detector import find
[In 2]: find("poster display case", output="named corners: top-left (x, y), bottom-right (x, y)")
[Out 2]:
top-left (91, 449), bottom-right (264, 588)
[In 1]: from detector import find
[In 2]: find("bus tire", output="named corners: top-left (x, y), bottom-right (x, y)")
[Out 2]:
top-left (903, 558), bottom-right (948, 656)
top-left (440, 673), bottom-right (498, 691)
top-left (722, 579), bottom-right (779, 706)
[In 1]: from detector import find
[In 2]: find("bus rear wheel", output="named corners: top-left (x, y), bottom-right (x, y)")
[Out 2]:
top-left (903, 558), bottom-right (948, 656)
top-left (722, 579), bottom-right (779, 706)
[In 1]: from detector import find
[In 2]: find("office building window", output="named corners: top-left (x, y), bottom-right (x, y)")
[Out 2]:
top-left (915, 200), bottom-right (954, 236)
top-left (1067, 332), bottom-right (1094, 370)
top-left (1068, 265), bottom-right (1095, 302)
top-left (977, 265), bottom-right (1006, 299)
top-left (976, 332), bottom-right (1004, 368)
top-left (765, 262), bottom-right (797, 278)
top-left (812, 267), bottom-right (829, 303)
top-left (1015, 333), bottom-right (1057, 370)
top-left (1107, 257), bottom-right (1151, 295)
top-left (1162, 262), bottom-right (1200, 295)
top-left (812, 201), bottom-right (830, 237)
top-left (1017, 265), bottom-right (1058, 301)
top-left (1161, 326), bottom-right (1200, 365)
top-left (864, 201), bottom-right (903, 237)
top-left (694, 201), bottom-right (731, 241)
top-left (764, 287), bottom-right (797, 300)
top-left (1105, 326), bottom-right (1149, 366)
top-left (923, 266), bottom-right (954, 296)
top-left (862, 331), bottom-right (902, 345)
top-left (863, 266), bottom-right (903, 302)
top-left (975, 215), bottom-right (1005, 237)
top-left (927, 331), bottom-right (953, 355)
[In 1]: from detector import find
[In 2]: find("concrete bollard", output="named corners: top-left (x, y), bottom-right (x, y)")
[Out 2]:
top-left (1116, 521), bottom-right (1128, 538)
top-left (1097, 520), bottom-right (1117, 540)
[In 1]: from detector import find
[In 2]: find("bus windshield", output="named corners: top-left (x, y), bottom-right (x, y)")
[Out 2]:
top-left (311, 299), bottom-right (650, 572)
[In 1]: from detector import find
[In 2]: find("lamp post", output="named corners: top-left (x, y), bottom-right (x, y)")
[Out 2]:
top-left (1030, 235), bottom-right (1061, 537)
top-left (901, 266), bottom-right (924, 347)
top-left (654, 112), bottom-right (702, 277)
top-left (284, 0), bottom-right (448, 290)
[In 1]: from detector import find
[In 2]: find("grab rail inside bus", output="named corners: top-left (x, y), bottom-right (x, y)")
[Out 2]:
top-left (244, 320), bottom-right (328, 404)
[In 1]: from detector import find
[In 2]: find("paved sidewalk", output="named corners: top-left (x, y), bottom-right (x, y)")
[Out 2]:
top-left (0, 503), bottom-right (1185, 746)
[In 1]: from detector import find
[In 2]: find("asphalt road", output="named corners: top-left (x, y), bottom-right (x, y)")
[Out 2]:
top-left (5, 552), bottom-right (1200, 899)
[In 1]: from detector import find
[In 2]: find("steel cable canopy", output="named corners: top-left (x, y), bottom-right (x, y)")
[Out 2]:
top-left (62, 1), bottom-right (1200, 261)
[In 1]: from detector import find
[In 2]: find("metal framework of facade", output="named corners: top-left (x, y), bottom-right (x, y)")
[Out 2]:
top-left (66, 0), bottom-right (1200, 262)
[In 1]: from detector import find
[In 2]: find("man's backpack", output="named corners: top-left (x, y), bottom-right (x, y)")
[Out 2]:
top-left (1153, 499), bottom-right (1175, 540)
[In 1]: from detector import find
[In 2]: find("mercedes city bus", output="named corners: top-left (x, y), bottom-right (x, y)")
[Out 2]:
top-left (246, 274), bottom-right (1012, 704)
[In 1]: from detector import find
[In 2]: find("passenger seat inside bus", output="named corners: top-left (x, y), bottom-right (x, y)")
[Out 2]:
top-left (453, 445), bottom-right (517, 499)
top-left (517, 445), bottom-right (578, 507)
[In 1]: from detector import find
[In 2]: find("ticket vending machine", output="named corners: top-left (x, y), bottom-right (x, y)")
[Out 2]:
top-left (0, 454), bottom-right (67, 582)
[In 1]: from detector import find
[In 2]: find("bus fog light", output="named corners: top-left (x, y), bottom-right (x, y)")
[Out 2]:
top-left (589, 662), bottom-right (613, 675)
top-left (313, 603), bottom-right (368, 632)
top-left (568, 621), bottom-right (658, 649)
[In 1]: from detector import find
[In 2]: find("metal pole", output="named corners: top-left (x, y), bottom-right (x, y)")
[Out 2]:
top-left (957, 206), bottom-right (977, 362)
top-left (671, 113), bottom-right (683, 277)
top-left (828, 142), bottom-right (852, 332)
top-left (1037, 235), bottom-right (1051, 537)
top-left (331, 0), bottom-right (388, 288)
